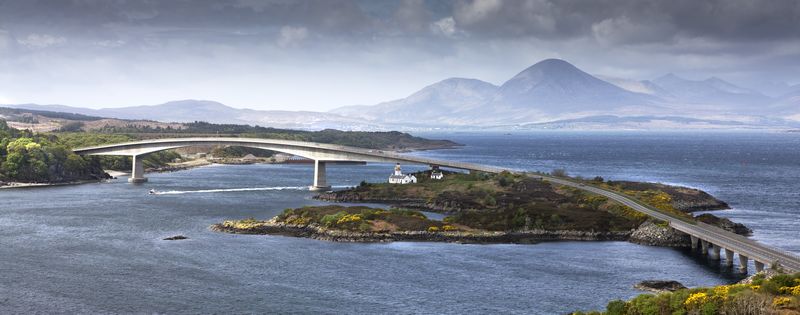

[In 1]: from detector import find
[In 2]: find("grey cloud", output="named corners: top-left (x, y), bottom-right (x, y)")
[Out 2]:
top-left (448, 0), bottom-right (800, 43)
top-left (0, 0), bottom-right (797, 110)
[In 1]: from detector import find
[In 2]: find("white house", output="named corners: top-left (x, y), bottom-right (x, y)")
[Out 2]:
top-left (430, 166), bottom-right (444, 180)
top-left (388, 163), bottom-right (417, 184)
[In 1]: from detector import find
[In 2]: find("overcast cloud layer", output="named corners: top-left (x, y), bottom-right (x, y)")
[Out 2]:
top-left (0, 0), bottom-right (798, 110)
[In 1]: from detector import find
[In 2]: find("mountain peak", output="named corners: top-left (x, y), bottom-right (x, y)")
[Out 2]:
top-left (523, 58), bottom-right (578, 73)
top-left (655, 73), bottom-right (685, 82)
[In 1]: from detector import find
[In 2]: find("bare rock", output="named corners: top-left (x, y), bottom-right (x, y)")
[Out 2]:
top-left (634, 280), bottom-right (687, 293)
top-left (629, 220), bottom-right (691, 247)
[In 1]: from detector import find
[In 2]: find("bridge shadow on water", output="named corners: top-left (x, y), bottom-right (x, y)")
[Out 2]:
top-left (673, 247), bottom-right (749, 282)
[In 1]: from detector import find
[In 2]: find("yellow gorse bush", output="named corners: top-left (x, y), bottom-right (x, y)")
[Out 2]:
top-left (779, 285), bottom-right (800, 296)
top-left (442, 225), bottom-right (458, 231)
top-left (684, 292), bottom-right (709, 308)
top-left (713, 285), bottom-right (731, 300)
top-left (223, 218), bottom-right (265, 229)
top-left (336, 214), bottom-right (363, 225)
top-left (773, 296), bottom-right (792, 307)
top-left (428, 226), bottom-right (440, 232)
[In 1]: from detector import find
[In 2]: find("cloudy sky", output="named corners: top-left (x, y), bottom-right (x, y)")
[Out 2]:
top-left (0, 0), bottom-right (798, 110)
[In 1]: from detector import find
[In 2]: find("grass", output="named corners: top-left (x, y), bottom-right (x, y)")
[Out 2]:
top-left (270, 205), bottom-right (461, 233)
top-left (325, 171), bottom-right (650, 232)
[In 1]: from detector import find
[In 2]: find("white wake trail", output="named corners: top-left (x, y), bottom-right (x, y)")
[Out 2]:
top-left (154, 185), bottom-right (352, 195)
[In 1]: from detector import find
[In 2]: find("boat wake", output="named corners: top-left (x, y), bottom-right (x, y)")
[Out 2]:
top-left (154, 185), bottom-right (351, 195)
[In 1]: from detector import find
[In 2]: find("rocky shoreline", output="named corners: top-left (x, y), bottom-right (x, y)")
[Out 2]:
top-left (0, 173), bottom-right (112, 189)
top-left (210, 219), bottom-right (631, 244)
top-left (211, 215), bottom-right (748, 248)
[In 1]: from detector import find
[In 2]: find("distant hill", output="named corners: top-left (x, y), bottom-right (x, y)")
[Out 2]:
top-left (650, 74), bottom-right (773, 113)
top-left (329, 59), bottom-right (795, 128)
top-left (335, 59), bottom-right (667, 125)
top-left (333, 78), bottom-right (498, 125)
top-left (7, 100), bottom-right (379, 130)
top-left (484, 59), bottom-right (660, 121)
top-left (768, 89), bottom-right (800, 119)
top-left (595, 76), bottom-right (673, 98)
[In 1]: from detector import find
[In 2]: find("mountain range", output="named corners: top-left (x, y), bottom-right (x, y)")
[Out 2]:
top-left (4, 59), bottom-right (799, 130)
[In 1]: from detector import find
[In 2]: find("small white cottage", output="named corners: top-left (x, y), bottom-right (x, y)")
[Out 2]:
top-left (430, 165), bottom-right (444, 180)
top-left (388, 163), bottom-right (417, 184)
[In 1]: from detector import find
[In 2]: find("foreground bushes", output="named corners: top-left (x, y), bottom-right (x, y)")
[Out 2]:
top-left (575, 272), bottom-right (800, 314)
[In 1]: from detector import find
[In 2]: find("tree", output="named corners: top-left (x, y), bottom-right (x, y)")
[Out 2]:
top-left (551, 168), bottom-right (568, 177)
top-left (64, 154), bottom-right (88, 176)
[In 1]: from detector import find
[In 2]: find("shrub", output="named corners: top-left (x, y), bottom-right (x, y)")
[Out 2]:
top-left (685, 292), bottom-right (709, 308)
top-left (551, 168), bottom-right (568, 177)
top-left (441, 225), bottom-right (458, 231)
top-left (773, 296), bottom-right (792, 308)
top-left (762, 274), bottom-right (796, 294)
top-left (605, 300), bottom-right (626, 315)
top-left (779, 285), bottom-right (800, 296)
top-left (336, 214), bottom-right (363, 225)
top-left (627, 294), bottom-right (660, 315)
top-left (320, 211), bottom-right (347, 227)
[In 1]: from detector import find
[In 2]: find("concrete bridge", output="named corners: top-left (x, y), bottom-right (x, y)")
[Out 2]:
top-left (73, 137), bottom-right (505, 189)
top-left (73, 137), bottom-right (800, 273)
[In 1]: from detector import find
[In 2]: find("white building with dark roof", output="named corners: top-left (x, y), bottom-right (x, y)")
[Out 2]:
top-left (388, 163), bottom-right (417, 184)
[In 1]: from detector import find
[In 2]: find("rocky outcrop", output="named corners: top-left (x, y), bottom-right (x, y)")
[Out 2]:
top-left (695, 213), bottom-right (753, 236)
top-left (607, 181), bottom-right (729, 212)
top-left (634, 280), bottom-right (687, 293)
top-left (210, 219), bottom-right (630, 244)
top-left (738, 269), bottom-right (783, 285)
top-left (629, 220), bottom-right (691, 247)
top-left (163, 235), bottom-right (188, 241)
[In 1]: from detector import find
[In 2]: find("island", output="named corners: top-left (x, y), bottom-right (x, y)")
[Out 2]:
top-left (212, 170), bottom-right (748, 246)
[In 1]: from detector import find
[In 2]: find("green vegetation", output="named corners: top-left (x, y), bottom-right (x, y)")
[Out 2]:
top-left (82, 121), bottom-right (459, 151)
top-left (223, 205), bottom-right (456, 233)
top-left (209, 146), bottom-right (273, 158)
top-left (0, 120), bottom-right (106, 183)
top-left (321, 171), bottom-right (647, 232)
top-left (55, 132), bottom-right (180, 171)
top-left (575, 272), bottom-right (800, 315)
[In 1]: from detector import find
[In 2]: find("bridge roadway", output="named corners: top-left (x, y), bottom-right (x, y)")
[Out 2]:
top-left (74, 137), bottom-right (800, 273)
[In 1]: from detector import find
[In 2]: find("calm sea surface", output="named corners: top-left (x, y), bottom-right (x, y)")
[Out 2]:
top-left (1, 131), bottom-right (798, 314)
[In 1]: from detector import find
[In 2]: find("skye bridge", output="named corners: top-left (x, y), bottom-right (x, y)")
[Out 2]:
top-left (74, 137), bottom-right (800, 273)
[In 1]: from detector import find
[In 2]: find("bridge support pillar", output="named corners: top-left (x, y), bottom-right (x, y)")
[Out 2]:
top-left (310, 160), bottom-right (331, 191)
top-left (710, 245), bottom-right (721, 260)
top-left (755, 261), bottom-right (765, 273)
top-left (690, 236), bottom-right (699, 250)
top-left (129, 155), bottom-right (148, 183)
top-left (724, 249), bottom-right (734, 267)
top-left (700, 240), bottom-right (709, 255)
top-left (738, 254), bottom-right (749, 272)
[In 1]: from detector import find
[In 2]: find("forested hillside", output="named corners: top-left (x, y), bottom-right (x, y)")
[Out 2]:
top-left (0, 120), bottom-right (108, 183)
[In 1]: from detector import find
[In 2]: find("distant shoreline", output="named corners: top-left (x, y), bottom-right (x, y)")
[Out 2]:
top-left (0, 178), bottom-right (108, 189)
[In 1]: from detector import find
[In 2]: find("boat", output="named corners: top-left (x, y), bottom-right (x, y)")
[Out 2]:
top-left (148, 189), bottom-right (158, 195)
